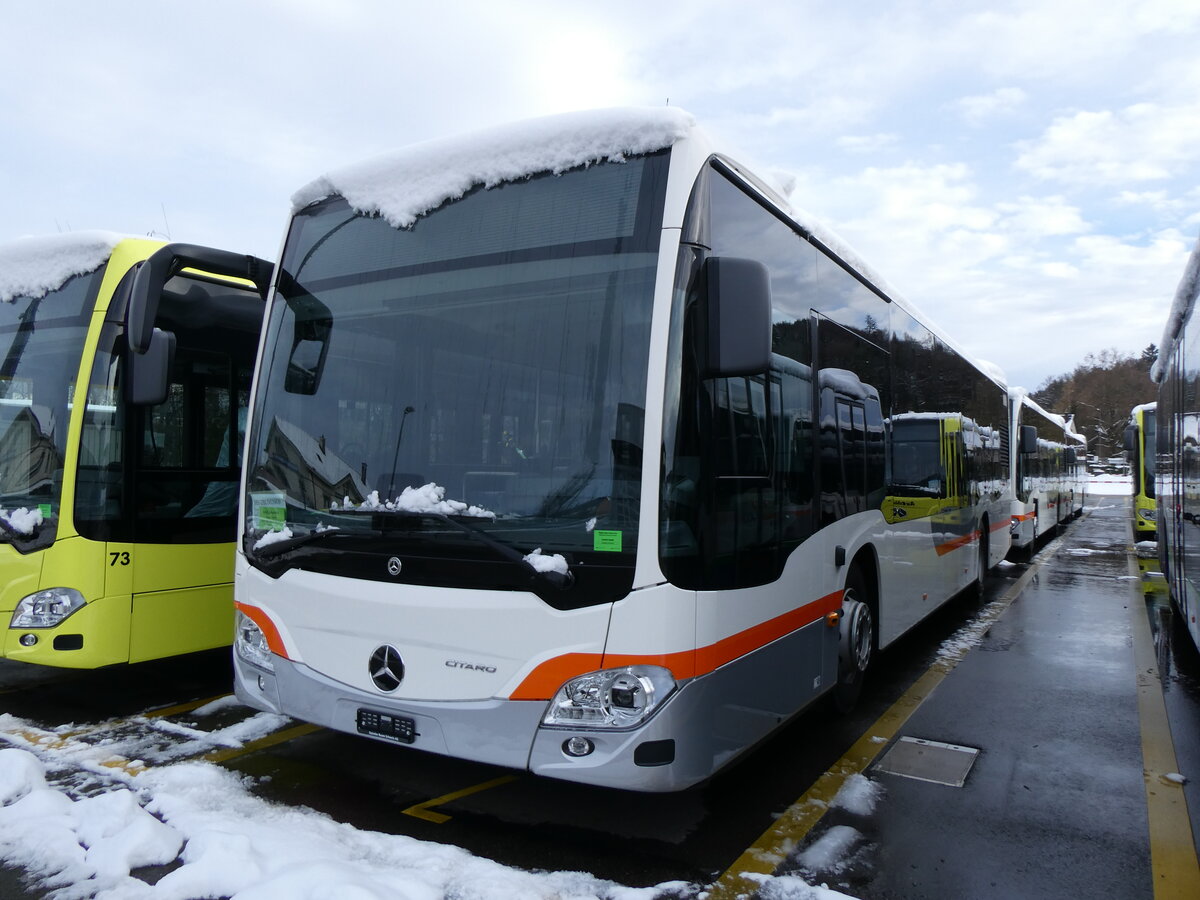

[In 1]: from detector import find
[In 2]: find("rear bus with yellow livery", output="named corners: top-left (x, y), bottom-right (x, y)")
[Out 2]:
top-left (0, 232), bottom-right (271, 667)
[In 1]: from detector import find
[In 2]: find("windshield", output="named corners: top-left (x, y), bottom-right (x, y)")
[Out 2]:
top-left (889, 417), bottom-right (942, 496)
top-left (0, 269), bottom-right (100, 549)
top-left (244, 153), bottom-right (668, 606)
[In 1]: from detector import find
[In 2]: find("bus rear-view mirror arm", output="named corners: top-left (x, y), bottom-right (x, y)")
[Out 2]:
top-left (700, 256), bottom-right (772, 378)
top-left (127, 242), bottom-right (274, 355)
top-left (126, 242), bottom-right (273, 406)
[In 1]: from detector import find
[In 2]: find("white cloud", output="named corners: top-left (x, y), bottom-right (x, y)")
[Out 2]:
top-left (1015, 103), bottom-right (1200, 185)
top-left (836, 133), bottom-right (900, 154)
top-left (953, 87), bottom-right (1028, 125)
top-left (996, 196), bottom-right (1089, 237)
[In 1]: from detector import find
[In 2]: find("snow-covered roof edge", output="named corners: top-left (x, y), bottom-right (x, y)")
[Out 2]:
top-left (291, 106), bottom-right (696, 228)
top-left (1130, 401), bottom-right (1156, 416)
top-left (1151, 231), bottom-right (1200, 383)
top-left (0, 231), bottom-right (128, 303)
top-left (1014, 389), bottom-right (1070, 431)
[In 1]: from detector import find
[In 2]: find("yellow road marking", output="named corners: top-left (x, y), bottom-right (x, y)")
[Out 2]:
top-left (1129, 553), bottom-right (1200, 900)
top-left (142, 693), bottom-right (231, 719)
top-left (403, 775), bottom-right (519, 824)
top-left (202, 722), bottom-right (324, 765)
top-left (706, 557), bottom-right (1043, 900)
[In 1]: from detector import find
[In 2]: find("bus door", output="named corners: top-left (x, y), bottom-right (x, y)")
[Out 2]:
top-left (122, 278), bottom-right (261, 662)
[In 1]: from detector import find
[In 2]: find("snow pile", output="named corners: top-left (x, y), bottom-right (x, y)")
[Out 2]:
top-left (253, 525), bottom-right (293, 550)
top-left (0, 748), bottom-right (182, 896)
top-left (0, 506), bottom-right (43, 535)
top-left (0, 231), bottom-right (126, 303)
top-left (523, 548), bottom-right (569, 576)
top-left (740, 870), bottom-right (859, 899)
top-left (339, 484), bottom-right (494, 519)
top-left (829, 774), bottom-right (883, 817)
top-left (0, 747), bottom-right (678, 900)
top-left (292, 107), bottom-right (695, 228)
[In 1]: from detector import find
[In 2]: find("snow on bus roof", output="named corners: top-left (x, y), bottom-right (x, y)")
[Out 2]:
top-left (291, 106), bottom-right (1006, 389)
top-left (291, 106), bottom-right (696, 228)
top-left (0, 231), bottom-right (126, 303)
top-left (1151, 231), bottom-right (1200, 383)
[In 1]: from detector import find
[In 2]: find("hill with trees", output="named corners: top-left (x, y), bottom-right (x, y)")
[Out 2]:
top-left (1030, 345), bottom-right (1158, 461)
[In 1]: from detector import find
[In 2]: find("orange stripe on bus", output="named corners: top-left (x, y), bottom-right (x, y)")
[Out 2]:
top-left (935, 530), bottom-right (979, 557)
top-left (508, 590), bottom-right (844, 700)
top-left (990, 518), bottom-right (1010, 533)
top-left (235, 601), bottom-right (290, 660)
top-left (1012, 512), bottom-right (1036, 523)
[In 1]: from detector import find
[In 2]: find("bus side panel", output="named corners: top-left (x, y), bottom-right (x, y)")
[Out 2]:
top-left (127, 541), bottom-right (235, 662)
top-left (129, 584), bottom-right (233, 663)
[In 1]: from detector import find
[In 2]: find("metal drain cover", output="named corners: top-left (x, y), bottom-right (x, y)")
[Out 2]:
top-left (873, 736), bottom-right (980, 787)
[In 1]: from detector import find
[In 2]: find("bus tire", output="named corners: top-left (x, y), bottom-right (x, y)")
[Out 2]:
top-left (975, 522), bottom-right (990, 602)
top-left (834, 566), bottom-right (874, 713)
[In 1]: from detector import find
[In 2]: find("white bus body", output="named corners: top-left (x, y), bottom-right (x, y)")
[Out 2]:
top-left (1009, 391), bottom-right (1086, 558)
top-left (232, 109), bottom-right (1012, 790)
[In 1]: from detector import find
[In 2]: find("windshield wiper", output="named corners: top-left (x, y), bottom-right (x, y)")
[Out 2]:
top-left (365, 508), bottom-right (574, 591)
top-left (246, 527), bottom-right (345, 560)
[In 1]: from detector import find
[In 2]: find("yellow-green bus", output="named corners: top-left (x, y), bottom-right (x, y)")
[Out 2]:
top-left (0, 232), bottom-right (271, 667)
top-left (1124, 401), bottom-right (1156, 541)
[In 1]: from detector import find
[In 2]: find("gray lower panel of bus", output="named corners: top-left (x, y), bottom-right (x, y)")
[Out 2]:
top-left (233, 614), bottom-right (835, 792)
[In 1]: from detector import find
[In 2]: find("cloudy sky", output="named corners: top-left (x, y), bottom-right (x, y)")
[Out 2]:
top-left (3, 0), bottom-right (1197, 390)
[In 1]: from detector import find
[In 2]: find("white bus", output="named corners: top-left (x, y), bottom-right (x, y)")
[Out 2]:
top-left (1152, 233), bottom-right (1200, 653)
top-left (1009, 390), bottom-right (1086, 560)
top-left (232, 108), bottom-right (1013, 790)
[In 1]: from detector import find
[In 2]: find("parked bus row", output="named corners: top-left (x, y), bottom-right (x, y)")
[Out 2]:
top-left (1152, 232), bottom-right (1200, 653)
top-left (2, 109), bottom-right (1088, 789)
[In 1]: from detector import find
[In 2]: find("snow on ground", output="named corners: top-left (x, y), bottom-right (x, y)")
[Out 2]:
top-left (1, 698), bottom-right (850, 900)
top-left (0, 746), bottom-right (687, 900)
top-left (1085, 474), bottom-right (1133, 497)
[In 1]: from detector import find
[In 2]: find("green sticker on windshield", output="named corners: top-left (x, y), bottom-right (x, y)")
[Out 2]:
top-left (593, 530), bottom-right (622, 552)
top-left (38, 504), bottom-right (52, 519)
top-left (251, 492), bottom-right (287, 531)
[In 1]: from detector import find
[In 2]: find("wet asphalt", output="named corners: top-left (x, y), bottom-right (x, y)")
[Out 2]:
top-left (771, 497), bottom-right (1200, 898)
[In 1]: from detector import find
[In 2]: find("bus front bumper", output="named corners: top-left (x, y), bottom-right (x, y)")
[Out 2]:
top-left (233, 652), bottom-right (714, 792)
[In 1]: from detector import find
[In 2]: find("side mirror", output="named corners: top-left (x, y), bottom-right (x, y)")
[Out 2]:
top-left (129, 328), bottom-right (176, 406)
top-left (1122, 424), bottom-right (1137, 452)
top-left (1019, 424), bottom-right (1038, 455)
top-left (283, 293), bottom-right (333, 395)
top-left (699, 256), bottom-right (772, 378)
top-left (128, 242), bottom-right (273, 354)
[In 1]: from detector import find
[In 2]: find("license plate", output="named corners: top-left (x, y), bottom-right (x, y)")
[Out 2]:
top-left (357, 708), bottom-right (417, 744)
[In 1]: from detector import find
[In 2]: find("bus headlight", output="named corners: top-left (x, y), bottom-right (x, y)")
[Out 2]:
top-left (542, 665), bottom-right (675, 729)
top-left (10, 588), bottom-right (85, 629)
top-left (234, 611), bottom-right (275, 672)
top-left (1142, 508), bottom-right (1157, 522)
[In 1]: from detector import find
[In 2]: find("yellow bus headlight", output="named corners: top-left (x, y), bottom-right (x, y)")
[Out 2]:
top-left (10, 588), bottom-right (86, 629)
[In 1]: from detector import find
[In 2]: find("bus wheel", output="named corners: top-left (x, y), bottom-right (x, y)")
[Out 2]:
top-left (975, 525), bottom-right (990, 602)
top-left (834, 569), bottom-right (874, 712)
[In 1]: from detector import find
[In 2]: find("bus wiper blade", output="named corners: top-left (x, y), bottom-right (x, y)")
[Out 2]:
top-left (388, 509), bottom-right (575, 591)
top-left (248, 527), bottom-right (344, 560)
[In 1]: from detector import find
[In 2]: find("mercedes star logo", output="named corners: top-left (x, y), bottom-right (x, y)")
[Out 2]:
top-left (387, 556), bottom-right (403, 577)
top-left (369, 645), bottom-right (405, 692)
